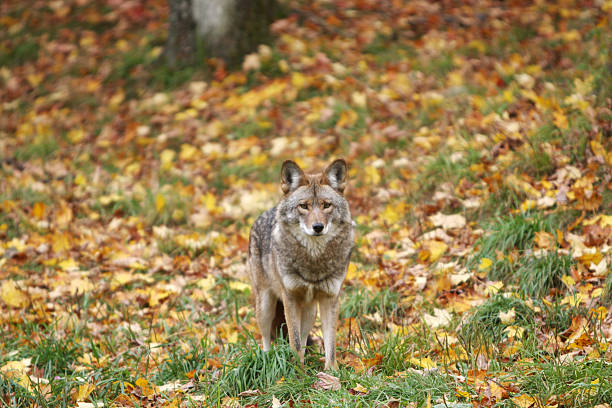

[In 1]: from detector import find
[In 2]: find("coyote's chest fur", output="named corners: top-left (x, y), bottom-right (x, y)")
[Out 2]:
top-left (272, 221), bottom-right (352, 295)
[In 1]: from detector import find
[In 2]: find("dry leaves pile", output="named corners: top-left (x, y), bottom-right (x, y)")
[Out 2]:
top-left (1, 0), bottom-right (611, 407)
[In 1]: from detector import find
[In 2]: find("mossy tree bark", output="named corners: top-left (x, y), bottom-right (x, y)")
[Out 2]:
top-left (165, 0), bottom-right (197, 67)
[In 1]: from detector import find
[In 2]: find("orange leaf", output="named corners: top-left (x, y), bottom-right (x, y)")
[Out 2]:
top-left (32, 202), bottom-right (45, 220)
top-left (534, 231), bottom-right (555, 249)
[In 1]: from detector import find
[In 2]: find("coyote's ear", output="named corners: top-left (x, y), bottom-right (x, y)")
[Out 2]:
top-left (280, 160), bottom-right (306, 194)
top-left (323, 159), bottom-right (347, 193)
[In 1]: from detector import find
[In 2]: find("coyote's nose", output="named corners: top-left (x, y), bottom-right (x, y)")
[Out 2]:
top-left (312, 223), bottom-right (324, 234)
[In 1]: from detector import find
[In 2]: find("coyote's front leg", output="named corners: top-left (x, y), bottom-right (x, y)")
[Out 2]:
top-left (282, 292), bottom-right (304, 366)
top-left (319, 295), bottom-right (339, 370)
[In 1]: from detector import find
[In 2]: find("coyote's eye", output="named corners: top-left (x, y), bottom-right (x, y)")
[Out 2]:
top-left (298, 203), bottom-right (309, 210)
top-left (322, 202), bottom-right (332, 209)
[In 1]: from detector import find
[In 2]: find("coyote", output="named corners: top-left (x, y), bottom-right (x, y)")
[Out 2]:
top-left (247, 159), bottom-right (354, 370)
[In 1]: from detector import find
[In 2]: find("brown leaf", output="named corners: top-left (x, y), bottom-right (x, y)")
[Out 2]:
top-left (313, 372), bottom-right (341, 391)
top-left (534, 231), bottom-right (555, 249)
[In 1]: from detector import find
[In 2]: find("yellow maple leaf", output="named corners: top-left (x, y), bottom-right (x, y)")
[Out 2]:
top-left (484, 281), bottom-right (504, 296)
top-left (155, 193), bottom-right (166, 213)
top-left (488, 380), bottom-right (505, 400)
top-left (346, 262), bottom-right (359, 280)
top-left (72, 383), bottom-right (95, 402)
top-left (498, 308), bottom-right (516, 324)
top-left (148, 288), bottom-right (170, 307)
top-left (409, 357), bottom-right (436, 370)
top-left (68, 278), bottom-right (94, 296)
top-left (511, 393), bottom-right (536, 408)
top-left (582, 214), bottom-right (612, 227)
top-left (202, 192), bottom-right (219, 213)
top-left (111, 271), bottom-right (137, 291)
top-left (161, 398), bottom-right (181, 408)
top-left (364, 165), bottom-right (381, 185)
top-left (336, 109), bottom-right (358, 129)
top-left (561, 293), bottom-right (584, 306)
top-left (291, 72), bottom-right (310, 89)
top-left (520, 199), bottom-right (536, 212)
top-left (57, 203), bottom-right (73, 229)
top-left (504, 325), bottom-right (525, 339)
top-left (588, 306), bottom-right (607, 321)
top-left (229, 280), bottom-right (250, 292)
top-left (478, 258), bottom-right (493, 272)
top-left (561, 275), bottom-right (575, 288)
top-left (422, 240), bottom-right (448, 263)
top-left (179, 144), bottom-right (199, 161)
top-left (196, 275), bottom-right (216, 292)
top-left (382, 202), bottom-right (405, 224)
top-left (590, 140), bottom-right (607, 159)
top-left (553, 111), bottom-right (568, 129)
top-left (1, 280), bottom-right (28, 308)
top-left (0, 359), bottom-right (32, 390)
top-left (534, 231), bottom-right (555, 249)
top-left (32, 202), bottom-right (45, 220)
top-left (109, 90), bottom-right (125, 110)
top-left (455, 388), bottom-right (470, 399)
top-left (160, 149), bottom-right (175, 171)
top-left (68, 128), bottom-right (85, 143)
top-left (135, 378), bottom-right (156, 398)
top-left (58, 258), bottom-right (79, 272)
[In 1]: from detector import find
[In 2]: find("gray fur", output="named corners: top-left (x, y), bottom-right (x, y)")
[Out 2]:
top-left (247, 159), bottom-right (353, 369)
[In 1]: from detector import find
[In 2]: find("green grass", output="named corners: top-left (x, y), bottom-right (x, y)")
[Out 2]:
top-left (228, 118), bottom-right (272, 140)
top-left (460, 294), bottom-right (536, 344)
top-left (92, 188), bottom-right (192, 226)
top-left (421, 52), bottom-right (456, 79)
top-left (27, 337), bottom-right (80, 377)
top-left (513, 252), bottom-right (573, 298)
top-left (208, 337), bottom-right (457, 407)
top-left (340, 287), bottom-right (401, 322)
top-left (476, 184), bottom-right (523, 219)
top-left (415, 147), bottom-right (481, 201)
top-left (13, 137), bottom-right (58, 161)
top-left (603, 270), bottom-right (612, 304)
top-left (471, 212), bottom-right (558, 266)
top-left (155, 338), bottom-right (212, 382)
top-left (471, 211), bottom-right (574, 296)
top-left (0, 39), bottom-right (40, 66)
top-left (517, 358), bottom-right (612, 406)
top-left (215, 339), bottom-right (302, 397)
top-left (362, 34), bottom-right (417, 65)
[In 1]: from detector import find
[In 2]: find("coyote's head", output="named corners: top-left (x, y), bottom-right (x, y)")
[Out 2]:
top-left (277, 159), bottom-right (350, 238)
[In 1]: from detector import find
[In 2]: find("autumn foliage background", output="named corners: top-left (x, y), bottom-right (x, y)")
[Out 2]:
top-left (1, 0), bottom-right (611, 407)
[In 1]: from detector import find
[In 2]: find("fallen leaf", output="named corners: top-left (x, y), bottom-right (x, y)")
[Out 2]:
top-left (350, 383), bottom-right (369, 394)
top-left (423, 308), bottom-right (452, 329)
top-left (430, 213), bottom-right (466, 229)
top-left (72, 383), bottom-right (95, 402)
top-left (1, 280), bottom-right (28, 308)
top-left (478, 258), bottom-right (493, 272)
top-left (498, 308), bottom-right (515, 324)
top-left (511, 393), bottom-right (535, 408)
top-left (409, 357), bottom-right (436, 370)
top-left (313, 372), bottom-right (341, 391)
top-left (534, 231), bottom-right (555, 249)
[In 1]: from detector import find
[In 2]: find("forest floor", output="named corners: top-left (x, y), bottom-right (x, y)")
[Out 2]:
top-left (1, 0), bottom-right (612, 407)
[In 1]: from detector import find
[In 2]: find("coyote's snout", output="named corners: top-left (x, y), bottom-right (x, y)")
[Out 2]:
top-left (247, 159), bottom-right (354, 370)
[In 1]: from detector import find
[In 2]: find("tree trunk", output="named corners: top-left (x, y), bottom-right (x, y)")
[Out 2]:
top-left (165, 0), bottom-right (197, 67)
top-left (193, 0), bottom-right (281, 66)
